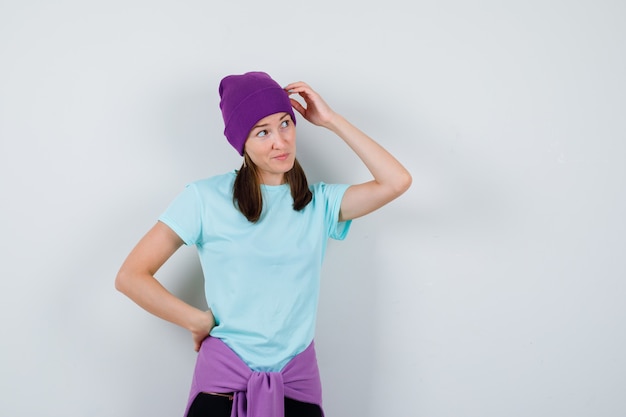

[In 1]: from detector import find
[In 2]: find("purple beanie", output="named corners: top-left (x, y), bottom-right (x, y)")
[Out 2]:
top-left (219, 71), bottom-right (296, 156)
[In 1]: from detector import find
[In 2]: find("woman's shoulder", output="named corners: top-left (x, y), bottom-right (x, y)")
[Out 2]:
top-left (189, 170), bottom-right (236, 188)
top-left (309, 181), bottom-right (351, 204)
top-left (184, 171), bottom-right (236, 197)
top-left (309, 181), bottom-right (350, 194)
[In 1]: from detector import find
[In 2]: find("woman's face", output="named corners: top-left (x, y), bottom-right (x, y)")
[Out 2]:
top-left (244, 112), bottom-right (296, 185)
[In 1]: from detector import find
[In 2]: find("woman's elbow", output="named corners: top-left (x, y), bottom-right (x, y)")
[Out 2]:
top-left (393, 170), bottom-right (412, 196)
top-left (115, 268), bottom-right (133, 294)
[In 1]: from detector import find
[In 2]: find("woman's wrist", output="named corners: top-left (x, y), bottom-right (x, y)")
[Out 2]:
top-left (187, 308), bottom-right (214, 334)
top-left (322, 112), bottom-right (345, 132)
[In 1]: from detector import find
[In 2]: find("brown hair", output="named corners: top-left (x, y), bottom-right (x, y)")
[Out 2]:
top-left (233, 154), bottom-right (313, 223)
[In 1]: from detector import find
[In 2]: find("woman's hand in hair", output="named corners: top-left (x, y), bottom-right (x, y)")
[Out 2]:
top-left (285, 82), bottom-right (337, 128)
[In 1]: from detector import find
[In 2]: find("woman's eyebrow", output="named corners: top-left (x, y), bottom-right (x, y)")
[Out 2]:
top-left (251, 113), bottom-right (290, 130)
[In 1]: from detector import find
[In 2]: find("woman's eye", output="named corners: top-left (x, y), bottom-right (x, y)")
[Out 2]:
top-left (257, 130), bottom-right (268, 138)
top-left (280, 120), bottom-right (289, 128)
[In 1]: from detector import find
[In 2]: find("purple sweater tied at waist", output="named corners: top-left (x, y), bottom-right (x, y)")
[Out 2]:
top-left (184, 337), bottom-right (324, 417)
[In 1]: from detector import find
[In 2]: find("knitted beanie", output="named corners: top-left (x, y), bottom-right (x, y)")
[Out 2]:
top-left (219, 71), bottom-right (296, 156)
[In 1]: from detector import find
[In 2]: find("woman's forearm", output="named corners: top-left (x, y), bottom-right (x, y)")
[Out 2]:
top-left (326, 114), bottom-right (412, 194)
top-left (116, 271), bottom-right (210, 333)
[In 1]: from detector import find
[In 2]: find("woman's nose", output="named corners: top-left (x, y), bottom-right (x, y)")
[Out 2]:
top-left (272, 132), bottom-right (287, 148)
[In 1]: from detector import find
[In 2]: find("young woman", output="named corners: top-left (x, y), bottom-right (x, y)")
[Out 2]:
top-left (115, 71), bottom-right (411, 417)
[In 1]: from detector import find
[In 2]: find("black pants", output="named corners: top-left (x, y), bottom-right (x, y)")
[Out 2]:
top-left (187, 392), bottom-right (323, 417)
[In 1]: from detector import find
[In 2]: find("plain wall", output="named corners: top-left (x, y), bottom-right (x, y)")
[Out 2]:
top-left (1, 1), bottom-right (625, 416)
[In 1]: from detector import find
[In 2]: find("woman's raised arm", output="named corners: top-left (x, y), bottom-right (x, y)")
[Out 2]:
top-left (286, 81), bottom-right (412, 221)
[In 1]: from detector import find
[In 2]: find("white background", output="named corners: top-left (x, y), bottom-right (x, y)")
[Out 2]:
top-left (1, 1), bottom-right (625, 416)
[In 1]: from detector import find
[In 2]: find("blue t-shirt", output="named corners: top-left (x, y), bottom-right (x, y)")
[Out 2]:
top-left (159, 171), bottom-right (351, 371)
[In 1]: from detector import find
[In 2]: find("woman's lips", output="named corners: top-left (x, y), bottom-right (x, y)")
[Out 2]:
top-left (273, 153), bottom-right (289, 161)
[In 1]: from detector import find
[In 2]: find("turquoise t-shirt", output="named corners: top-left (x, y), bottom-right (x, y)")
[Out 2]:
top-left (159, 171), bottom-right (351, 371)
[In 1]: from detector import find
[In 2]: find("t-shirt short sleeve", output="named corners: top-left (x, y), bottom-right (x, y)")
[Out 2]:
top-left (158, 183), bottom-right (204, 246)
top-left (316, 182), bottom-right (352, 240)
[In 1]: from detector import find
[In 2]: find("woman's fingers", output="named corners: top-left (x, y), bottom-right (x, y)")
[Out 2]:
top-left (290, 98), bottom-right (306, 117)
top-left (285, 81), bottom-right (336, 126)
